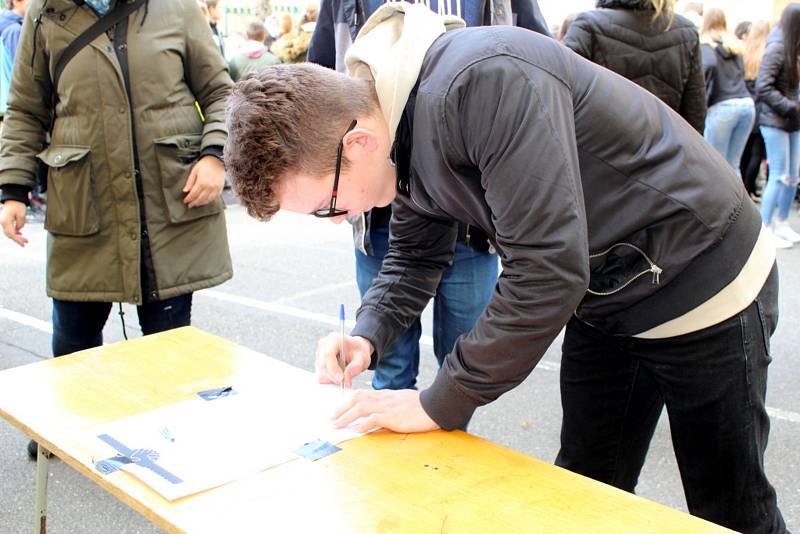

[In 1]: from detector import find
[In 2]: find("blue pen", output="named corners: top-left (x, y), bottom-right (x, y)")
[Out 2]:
top-left (338, 304), bottom-right (346, 390)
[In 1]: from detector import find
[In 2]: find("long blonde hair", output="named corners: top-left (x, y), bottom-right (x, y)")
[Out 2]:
top-left (700, 7), bottom-right (743, 55)
top-left (744, 20), bottom-right (772, 80)
top-left (650, 0), bottom-right (675, 21)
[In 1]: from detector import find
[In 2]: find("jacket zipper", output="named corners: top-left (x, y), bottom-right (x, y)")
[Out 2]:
top-left (586, 242), bottom-right (663, 296)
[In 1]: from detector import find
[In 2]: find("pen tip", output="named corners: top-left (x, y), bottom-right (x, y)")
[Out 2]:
top-left (339, 304), bottom-right (345, 320)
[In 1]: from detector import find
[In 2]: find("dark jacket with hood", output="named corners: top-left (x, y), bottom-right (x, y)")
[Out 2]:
top-left (756, 27), bottom-right (800, 132)
top-left (351, 26), bottom-right (762, 430)
top-left (701, 35), bottom-right (750, 108)
top-left (563, 0), bottom-right (706, 133)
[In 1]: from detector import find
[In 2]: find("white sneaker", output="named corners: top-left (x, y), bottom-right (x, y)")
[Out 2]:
top-left (772, 221), bottom-right (800, 243)
top-left (767, 227), bottom-right (794, 249)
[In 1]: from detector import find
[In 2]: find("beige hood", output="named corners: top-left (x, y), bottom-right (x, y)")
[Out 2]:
top-left (345, 2), bottom-right (465, 145)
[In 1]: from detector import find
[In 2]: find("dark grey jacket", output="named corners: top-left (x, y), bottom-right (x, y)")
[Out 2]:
top-left (351, 27), bottom-right (759, 430)
top-left (563, 1), bottom-right (706, 133)
top-left (756, 28), bottom-right (800, 132)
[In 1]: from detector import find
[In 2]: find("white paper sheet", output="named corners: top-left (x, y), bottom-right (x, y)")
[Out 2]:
top-left (86, 371), bottom-right (364, 501)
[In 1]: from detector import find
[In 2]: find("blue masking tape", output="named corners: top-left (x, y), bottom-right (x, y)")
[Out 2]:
top-left (95, 433), bottom-right (183, 484)
top-left (197, 386), bottom-right (237, 401)
top-left (293, 439), bottom-right (341, 461)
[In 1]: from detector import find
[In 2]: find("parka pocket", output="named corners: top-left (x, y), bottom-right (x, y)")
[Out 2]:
top-left (154, 134), bottom-right (225, 224)
top-left (36, 145), bottom-right (99, 236)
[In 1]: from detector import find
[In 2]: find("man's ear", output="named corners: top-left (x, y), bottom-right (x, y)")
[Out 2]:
top-left (343, 129), bottom-right (380, 161)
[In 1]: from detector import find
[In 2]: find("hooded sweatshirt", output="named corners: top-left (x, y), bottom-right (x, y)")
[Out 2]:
top-left (701, 34), bottom-right (750, 107)
top-left (0, 10), bottom-right (23, 60)
top-left (346, 2), bottom-right (464, 147)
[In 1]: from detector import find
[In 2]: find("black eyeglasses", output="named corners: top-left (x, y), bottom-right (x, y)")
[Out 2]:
top-left (313, 119), bottom-right (359, 218)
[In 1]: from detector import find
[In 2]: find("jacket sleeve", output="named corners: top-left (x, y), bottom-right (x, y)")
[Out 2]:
top-left (562, 15), bottom-right (593, 60)
top-left (420, 57), bottom-right (590, 430)
top-left (757, 41), bottom-right (798, 118)
top-left (183, 0), bottom-right (233, 150)
top-left (0, 6), bottom-right (51, 190)
top-left (679, 36), bottom-right (707, 133)
top-left (307, 0), bottom-right (337, 69)
top-left (350, 201), bottom-right (458, 365)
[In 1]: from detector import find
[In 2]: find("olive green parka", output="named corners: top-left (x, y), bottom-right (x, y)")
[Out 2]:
top-left (0, 0), bottom-right (233, 304)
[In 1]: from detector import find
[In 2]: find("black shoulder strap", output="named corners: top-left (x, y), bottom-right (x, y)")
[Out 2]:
top-left (52, 0), bottom-right (146, 92)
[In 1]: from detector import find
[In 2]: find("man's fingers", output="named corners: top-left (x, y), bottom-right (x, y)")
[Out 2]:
top-left (333, 399), bottom-right (382, 429)
top-left (352, 413), bottom-right (384, 433)
top-left (13, 209), bottom-right (26, 232)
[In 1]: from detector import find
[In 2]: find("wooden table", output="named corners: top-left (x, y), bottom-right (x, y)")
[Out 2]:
top-left (0, 327), bottom-right (732, 533)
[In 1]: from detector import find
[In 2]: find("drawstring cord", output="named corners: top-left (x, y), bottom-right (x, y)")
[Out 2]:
top-left (30, 0), bottom-right (50, 68)
top-left (118, 303), bottom-right (128, 340)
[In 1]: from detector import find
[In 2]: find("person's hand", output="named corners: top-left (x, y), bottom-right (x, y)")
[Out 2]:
top-left (183, 156), bottom-right (225, 208)
top-left (331, 389), bottom-right (440, 434)
top-left (0, 200), bottom-right (29, 247)
top-left (315, 333), bottom-right (373, 387)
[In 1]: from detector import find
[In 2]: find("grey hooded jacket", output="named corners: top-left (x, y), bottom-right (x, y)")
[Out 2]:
top-left (350, 27), bottom-right (761, 430)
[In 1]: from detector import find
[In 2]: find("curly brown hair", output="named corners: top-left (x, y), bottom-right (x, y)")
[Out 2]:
top-left (224, 64), bottom-right (377, 221)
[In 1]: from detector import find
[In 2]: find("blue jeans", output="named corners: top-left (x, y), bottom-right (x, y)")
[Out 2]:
top-left (760, 125), bottom-right (800, 224)
top-left (355, 222), bottom-right (498, 390)
top-left (556, 266), bottom-right (786, 533)
top-left (704, 97), bottom-right (756, 172)
top-left (52, 294), bottom-right (193, 357)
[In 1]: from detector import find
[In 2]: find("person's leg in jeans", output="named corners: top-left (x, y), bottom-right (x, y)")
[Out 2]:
top-left (136, 293), bottom-right (193, 335)
top-left (741, 132), bottom-right (760, 194)
top-left (555, 317), bottom-right (665, 492)
top-left (725, 98), bottom-right (756, 172)
top-left (52, 299), bottom-right (113, 357)
top-left (355, 220), bottom-right (421, 390)
top-left (628, 267), bottom-right (785, 533)
top-left (775, 130), bottom-right (800, 221)
top-left (432, 242), bottom-right (497, 365)
top-left (760, 126), bottom-right (789, 226)
top-left (704, 101), bottom-right (737, 166)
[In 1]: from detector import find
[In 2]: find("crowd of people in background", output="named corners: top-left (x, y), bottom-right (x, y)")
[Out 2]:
top-left (558, 0), bottom-right (800, 250)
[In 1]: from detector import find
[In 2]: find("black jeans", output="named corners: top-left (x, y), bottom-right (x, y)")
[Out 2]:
top-left (741, 130), bottom-right (767, 196)
top-left (556, 266), bottom-right (786, 533)
top-left (51, 294), bottom-right (193, 357)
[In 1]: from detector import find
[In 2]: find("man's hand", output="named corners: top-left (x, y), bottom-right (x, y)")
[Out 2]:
top-left (332, 389), bottom-right (440, 434)
top-left (315, 333), bottom-right (373, 387)
top-left (0, 200), bottom-right (28, 247)
top-left (183, 156), bottom-right (225, 208)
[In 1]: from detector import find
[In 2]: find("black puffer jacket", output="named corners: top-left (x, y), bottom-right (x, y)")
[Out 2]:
top-left (563, 0), bottom-right (706, 133)
top-left (756, 27), bottom-right (800, 132)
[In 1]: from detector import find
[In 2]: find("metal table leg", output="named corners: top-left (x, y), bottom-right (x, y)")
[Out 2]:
top-left (35, 444), bottom-right (49, 534)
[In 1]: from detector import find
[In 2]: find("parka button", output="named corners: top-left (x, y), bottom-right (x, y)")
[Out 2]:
top-left (54, 154), bottom-right (62, 163)
top-left (119, 107), bottom-right (125, 114)
top-left (150, 292), bottom-right (158, 300)
top-left (130, 232), bottom-right (137, 240)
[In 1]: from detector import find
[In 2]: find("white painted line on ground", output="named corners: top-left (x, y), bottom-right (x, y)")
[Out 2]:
top-left (197, 288), bottom-right (439, 346)
top-left (0, 305), bottom-right (52, 334)
top-left (767, 407), bottom-right (800, 424)
top-left (270, 280), bottom-right (358, 304)
top-left (2, 296), bottom-right (799, 424)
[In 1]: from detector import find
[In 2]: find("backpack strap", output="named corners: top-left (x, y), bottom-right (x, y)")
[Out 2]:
top-left (52, 0), bottom-right (147, 93)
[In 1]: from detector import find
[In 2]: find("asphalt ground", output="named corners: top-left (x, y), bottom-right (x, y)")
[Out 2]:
top-left (1, 198), bottom-right (798, 533)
